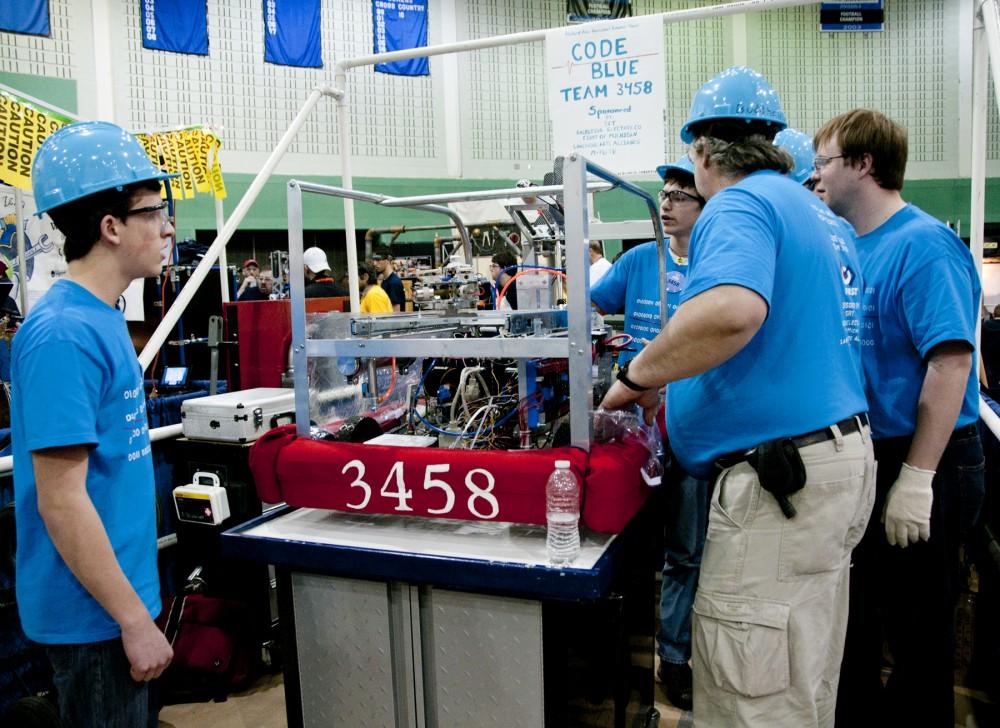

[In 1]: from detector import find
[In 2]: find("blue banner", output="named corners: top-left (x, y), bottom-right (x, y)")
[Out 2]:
top-left (820, 1), bottom-right (884, 32)
top-left (0, 0), bottom-right (50, 36)
top-left (141, 0), bottom-right (208, 55)
top-left (373, 1), bottom-right (429, 77)
top-left (264, 0), bottom-right (322, 68)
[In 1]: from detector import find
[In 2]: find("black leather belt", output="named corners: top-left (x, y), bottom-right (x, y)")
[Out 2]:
top-left (715, 413), bottom-right (869, 471)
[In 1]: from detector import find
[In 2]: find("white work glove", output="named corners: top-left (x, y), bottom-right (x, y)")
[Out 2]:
top-left (881, 462), bottom-right (934, 547)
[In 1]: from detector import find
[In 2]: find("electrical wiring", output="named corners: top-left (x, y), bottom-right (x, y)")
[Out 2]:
top-left (604, 333), bottom-right (634, 350)
top-left (450, 401), bottom-right (497, 449)
top-left (411, 394), bottom-right (522, 440)
top-left (376, 358), bottom-right (397, 403)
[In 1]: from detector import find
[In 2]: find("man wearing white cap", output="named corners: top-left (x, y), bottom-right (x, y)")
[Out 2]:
top-left (303, 246), bottom-right (347, 298)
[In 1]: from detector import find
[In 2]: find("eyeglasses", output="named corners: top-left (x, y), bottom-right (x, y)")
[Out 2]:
top-left (121, 201), bottom-right (172, 228)
top-left (658, 189), bottom-right (701, 205)
top-left (489, 263), bottom-right (501, 269)
top-left (813, 154), bottom-right (846, 171)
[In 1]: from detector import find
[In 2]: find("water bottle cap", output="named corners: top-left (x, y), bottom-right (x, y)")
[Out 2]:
top-left (554, 460), bottom-right (570, 469)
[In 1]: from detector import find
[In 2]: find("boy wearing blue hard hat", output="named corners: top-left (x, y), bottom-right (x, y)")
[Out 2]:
top-left (600, 67), bottom-right (871, 727)
top-left (12, 121), bottom-right (175, 727)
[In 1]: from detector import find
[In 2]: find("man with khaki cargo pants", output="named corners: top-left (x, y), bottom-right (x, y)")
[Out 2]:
top-left (600, 66), bottom-right (874, 727)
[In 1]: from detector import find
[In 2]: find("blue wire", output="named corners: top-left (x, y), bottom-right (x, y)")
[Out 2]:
top-left (412, 404), bottom-right (521, 438)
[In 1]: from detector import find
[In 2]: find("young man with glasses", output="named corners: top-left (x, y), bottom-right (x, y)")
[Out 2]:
top-left (601, 67), bottom-right (871, 727)
top-left (490, 250), bottom-right (518, 310)
top-left (813, 109), bottom-right (983, 728)
top-left (592, 154), bottom-right (706, 711)
top-left (12, 121), bottom-right (175, 727)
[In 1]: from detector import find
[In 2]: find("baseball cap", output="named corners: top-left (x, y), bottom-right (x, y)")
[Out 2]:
top-left (303, 247), bottom-right (331, 273)
top-left (242, 258), bottom-right (259, 269)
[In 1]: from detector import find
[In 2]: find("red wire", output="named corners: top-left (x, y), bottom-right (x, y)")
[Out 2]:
top-left (377, 358), bottom-right (397, 403)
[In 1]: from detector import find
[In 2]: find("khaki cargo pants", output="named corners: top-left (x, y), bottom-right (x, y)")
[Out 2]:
top-left (692, 421), bottom-right (875, 727)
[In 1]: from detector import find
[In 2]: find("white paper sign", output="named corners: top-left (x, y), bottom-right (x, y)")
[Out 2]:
top-left (546, 15), bottom-right (665, 176)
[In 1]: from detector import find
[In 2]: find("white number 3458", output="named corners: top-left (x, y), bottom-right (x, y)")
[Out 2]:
top-left (341, 460), bottom-right (500, 519)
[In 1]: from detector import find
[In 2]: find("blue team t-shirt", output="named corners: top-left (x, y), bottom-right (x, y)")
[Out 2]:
top-left (12, 279), bottom-right (160, 643)
top-left (666, 171), bottom-right (868, 479)
top-left (591, 240), bottom-right (687, 364)
top-left (855, 204), bottom-right (980, 438)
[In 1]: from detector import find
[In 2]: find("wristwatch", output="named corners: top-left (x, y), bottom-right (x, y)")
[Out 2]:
top-left (616, 360), bottom-right (650, 392)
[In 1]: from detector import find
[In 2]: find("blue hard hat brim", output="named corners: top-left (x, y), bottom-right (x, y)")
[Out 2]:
top-left (656, 164), bottom-right (692, 181)
top-left (34, 171), bottom-right (178, 216)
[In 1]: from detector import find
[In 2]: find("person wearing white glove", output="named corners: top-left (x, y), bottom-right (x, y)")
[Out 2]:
top-left (815, 109), bottom-right (984, 728)
top-left (882, 462), bottom-right (933, 546)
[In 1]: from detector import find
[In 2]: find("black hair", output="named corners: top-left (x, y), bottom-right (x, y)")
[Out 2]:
top-left (46, 180), bottom-right (163, 263)
top-left (491, 250), bottom-right (517, 271)
top-left (661, 169), bottom-right (705, 206)
top-left (358, 262), bottom-right (377, 284)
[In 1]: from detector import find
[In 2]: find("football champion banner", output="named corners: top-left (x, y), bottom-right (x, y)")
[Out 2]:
top-left (141, 0), bottom-right (209, 55)
top-left (566, 0), bottom-right (632, 24)
top-left (546, 14), bottom-right (665, 177)
top-left (0, 88), bottom-right (226, 200)
top-left (373, 1), bottom-right (429, 77)
top-left (264, 0), bottom-right (323, 68)
top-left (0, 0), bottom-right (50, 36)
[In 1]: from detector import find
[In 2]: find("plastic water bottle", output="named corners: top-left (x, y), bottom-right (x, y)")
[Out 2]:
top-left (546, 460), bottom-right (580, 565)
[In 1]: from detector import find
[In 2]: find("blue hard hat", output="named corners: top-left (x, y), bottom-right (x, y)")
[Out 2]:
top-left (655, 153), bottom-right (695, 181)
top-left (679, 66), bottom-right (788, 144)
top-left (31, 121), bottom-right (177, 215)
top-left (774, 128), bottom-right (815, 185)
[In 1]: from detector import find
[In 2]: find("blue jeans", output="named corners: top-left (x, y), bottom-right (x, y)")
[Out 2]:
top-left (45, 638), bottom-right (158, 728)
top-left (658, 473), bottom-right (710, 664)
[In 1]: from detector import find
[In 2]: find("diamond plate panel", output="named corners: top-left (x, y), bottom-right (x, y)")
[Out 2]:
top-left (423, 589), bottom-right (543, 727)
top-left (292, 573), bottom-right (397, 728)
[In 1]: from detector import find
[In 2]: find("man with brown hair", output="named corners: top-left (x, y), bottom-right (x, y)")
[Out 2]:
top-left (814, 109), bottom-right (983, 727)
top-left (15, 121), bottom-right (175, 727)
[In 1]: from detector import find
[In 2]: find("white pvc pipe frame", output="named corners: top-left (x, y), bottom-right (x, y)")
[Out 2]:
top-left (3, 0), bottom-right (996, 479)
top-left (130, 0), bottom-right (1000, 441)
top-left (136, 0), bottom-right (820, 370)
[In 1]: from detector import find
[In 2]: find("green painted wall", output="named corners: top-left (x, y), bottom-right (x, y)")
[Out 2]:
top-left (0, 72), bottom-right (77, 114)
top-left (172, 173), bottom-right (1000, 244)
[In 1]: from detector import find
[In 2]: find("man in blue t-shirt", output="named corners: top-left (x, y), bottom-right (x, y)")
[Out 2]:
top-left (13, 122), bottom-right (174, 727)
top-left (601, 67), bottom-right (872, 727)
top-left (815, 109), bottom-right (984, 728)
top-left (373, 246), bottom-right (406, 312)
top-left (592, 155), bottom-right (706, 710)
